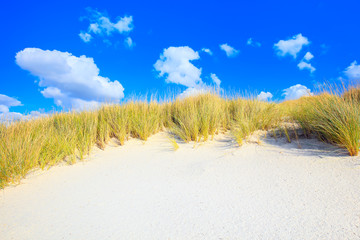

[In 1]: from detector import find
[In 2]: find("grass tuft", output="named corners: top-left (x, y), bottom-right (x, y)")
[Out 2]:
top-left (291, 92), bottom-right (360, 156)
top-left (169, 137), bottom-right (180, 151)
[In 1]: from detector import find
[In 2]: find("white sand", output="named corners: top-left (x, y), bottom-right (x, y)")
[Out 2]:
top-left (1, 132), bottom-right (360, 239)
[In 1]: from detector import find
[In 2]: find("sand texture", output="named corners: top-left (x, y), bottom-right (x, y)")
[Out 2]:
top-left (1, 132), bottom-right (360, 239)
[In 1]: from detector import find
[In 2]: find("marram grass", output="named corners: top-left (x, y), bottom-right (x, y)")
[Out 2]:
top-left (1, 91), bottom-right (360, 188)
top-left (229, 98), bottom-right (282, 146)
top-left (170, 94), bottom-right (225, 142)
top-left (291, 92), bottom-right (360, 156)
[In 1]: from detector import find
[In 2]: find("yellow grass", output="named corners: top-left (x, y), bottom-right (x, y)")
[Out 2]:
top-left (170, 94), bottom-right (225, 142)
top-left (290, 92), bottom-right (360, 156)
top-left (169, 137), bottom-right (180, 151)
top-left (229, 98), bottom-right (282, 146)
top-left (1, 89), bottom-right (360, 188)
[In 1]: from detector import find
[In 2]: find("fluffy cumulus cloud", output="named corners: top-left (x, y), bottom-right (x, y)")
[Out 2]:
top-left (176, 78), bottom-right (221, 99)
top-left (0, 105), bottom-right (8, 113)
top-left (15, 48), bottom-right (125, 110)
top-left (177, 87), bottom-right (210, 99)
top-left (210, 73), bottom-right (221, 87)
top-left (0, 94), bottom-right (22, 113)
top-left (297, 61), bottom-right (316, 73)
top-left (79, 32), bottom-right (92, 43)
top-left (297, 51), bottom-right (316, 73)
top-left (154, 46), bottom-right (202, 88)
top-left (220, 43), bottom-right (239, 57)
top-left (79, 8), bottom-right (134, 46)
top-left (201, 48), bottom-right (213, 55)
top-left (0, 94), bottom-right (48, 122)
top-left (344, 61), bottom-right (360, 80)
top-left (154, 46), bottom-right (222, 98)
top-left (282, 84), bottom-right (311, 100)
top-left (257, 91), bottom-right (273, 101)
top-left (27, 111), bottom-right (48, 119)
top-left (0, 94), bottom-right (23, 121)
top-left (274, 34), bottom-right (309, 58)
top-left (0, 110), bottom-right (48, 122)
top-left (247, 38), bottom-right (261, 47)
top-left (0, 112), bottom-right (23, 122)
top-left (303, 52), bottom-right (314, 61)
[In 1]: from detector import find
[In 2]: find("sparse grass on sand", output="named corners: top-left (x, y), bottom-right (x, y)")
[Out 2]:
top-left (1, 89), bottom-right (360, 188)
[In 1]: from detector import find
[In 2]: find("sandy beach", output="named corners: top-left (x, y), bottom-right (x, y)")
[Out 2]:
top-left (1, 132), bottom-right (359, 239)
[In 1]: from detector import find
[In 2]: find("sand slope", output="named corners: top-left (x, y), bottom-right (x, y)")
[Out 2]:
top-left (1, 132), bottom-right (360, 239)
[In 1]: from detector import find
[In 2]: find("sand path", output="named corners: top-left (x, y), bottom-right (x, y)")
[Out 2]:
top-left (1, 133), bottom-right (359, 239)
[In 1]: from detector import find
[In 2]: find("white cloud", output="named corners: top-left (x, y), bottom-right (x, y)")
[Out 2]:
top-left (79, 32), bottom-right (92, 43)
top-left (177, 75), bottom-right (222, 99)
top-left (201, 48), bottom-right (213, 55)
top-left (220, 43), bottom-right (239, 57)
top-left (124, 37), bottom-right (135, 48)
top-left (282, 84), bottom-right (312, 100)
top-left (16, 48), bottom-right (125, 110)
top-left (247, 38), bottom-right (261, 47)
top-left (155, 46), bottom-right (223, 99)
top-left (0, 94), bottom-right (26, 122)
top-left (210, 73), bottom-right (221, 87)
top-left (154, 46), bottom-right (202, 88)
top-left (79, 9), bottom-right (134, 44)
top-left (344, 61), bottom-right (360, 80)
top-left (257, 91), bottom-right (273, 101)
top-left (113, 16), bottom-right (133, 33)
top-left (0, 105), bottom-right (8, 113)
top-left (87, 12), bottom-right (133, 35)
top-left (0, 112), bottom-right (23, 122)
top-left (303, 52), bottom-right (314, 61)
top-left (274, 33), bottom-right (309, 58)
top-left (297, 61), bottom-right (316, 73)
top-left (0, 94), bottom-right (22, 113)
top-left (0, 110), bottom-right (49, 123)
top-left (27, 111), bottom-right (48, 119)
top-left (89, 23), bottom-right (101, 34)
top-left (177, 86), bottom-right (211, 99)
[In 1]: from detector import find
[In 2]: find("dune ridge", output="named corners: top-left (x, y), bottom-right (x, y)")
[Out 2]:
top-left (1, 132), bottom-right (359, 239)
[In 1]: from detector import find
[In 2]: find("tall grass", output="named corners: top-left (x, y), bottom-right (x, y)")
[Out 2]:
top-left (291, 92), bottom-right (360, 156)
top-left (170, 94), bottom-right (225, 142)
top-left (343, 86), bottom-right (360, 103)
top-left (0, 99), bottom-right (168, 188)
top-left (1, 89), bottom-right (360, 188)
top-left (127, 101), bottom-right (164, 141)
top-left (229, 99), bottom-right (282, 145)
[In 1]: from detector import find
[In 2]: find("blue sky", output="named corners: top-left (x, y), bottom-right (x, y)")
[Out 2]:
top-left (1, 0), bottom-right (360, 117)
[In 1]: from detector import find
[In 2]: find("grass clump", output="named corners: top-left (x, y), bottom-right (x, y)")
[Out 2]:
top-left (127, 101), bottom-right (164, 141)
top-left (0, 120), bottom-right (45, 186)
top-left (229, 99), bottom-right (281, 146)
top-left (292, 93), bottom-right (360, 156)
top-left (169, 137), bottom-right (180, 151)
top-left (170, 94), bottom-right (225, 142)
top-left (343, 86), bottom-right (360, 103)
top-left (0, 112), bottom-right (99, 187)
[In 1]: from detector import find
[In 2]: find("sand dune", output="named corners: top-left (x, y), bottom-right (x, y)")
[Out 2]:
top-left (1, 132), bottom-right (359, 239)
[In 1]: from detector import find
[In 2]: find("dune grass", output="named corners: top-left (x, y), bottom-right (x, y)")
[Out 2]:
top-left (229, 98), bottom-right (282, 146)
top-left (290, 90), bottom-right (360, 156)
top-left (343, 86), bottom-right (360, 103)
top-left (169, 94), bottom-right (225, 142)
top-left (1, 89), bottom-right (360, 188)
